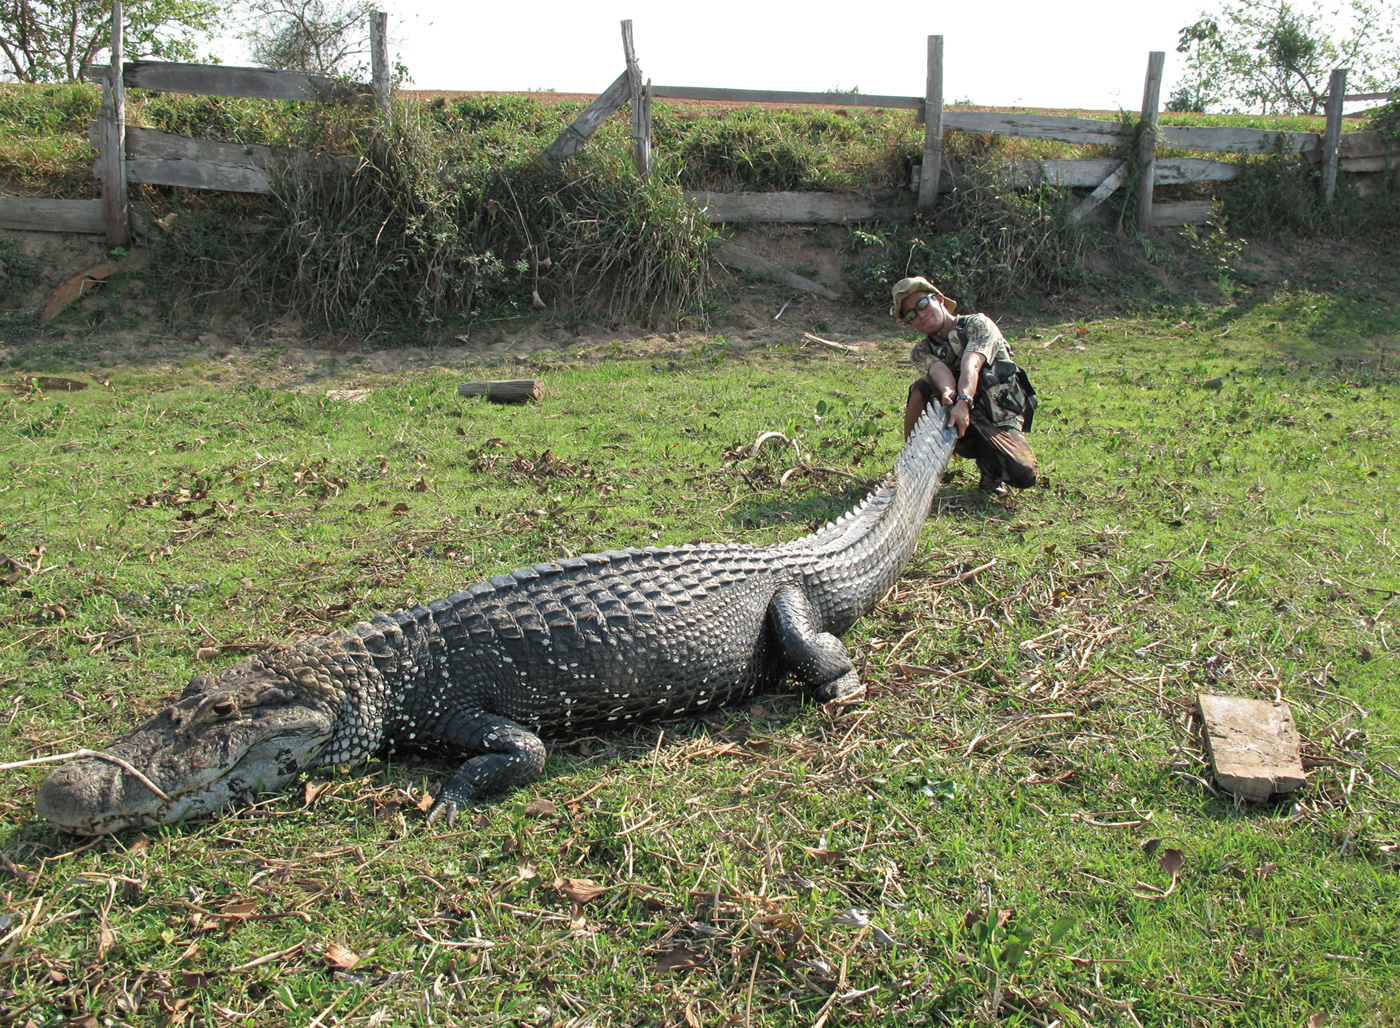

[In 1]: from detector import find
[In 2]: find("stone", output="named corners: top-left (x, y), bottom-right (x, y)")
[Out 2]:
top-left (1197, 694), bottom-right (1307, 802)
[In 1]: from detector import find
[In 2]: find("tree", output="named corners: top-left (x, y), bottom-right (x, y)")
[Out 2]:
top-left (241, 0), bottom-right (374, 76)
top-left (0, 0), bottom-right (222, 83)
top-left (1175, 0), bottom-right (1399, 115)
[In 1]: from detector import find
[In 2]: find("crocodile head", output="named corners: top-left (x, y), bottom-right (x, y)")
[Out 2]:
top-left (37, 656), bottom-right (339, 835)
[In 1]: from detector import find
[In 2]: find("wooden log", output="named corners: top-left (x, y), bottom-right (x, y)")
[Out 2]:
top-left (116, 60), bottom-right (372, 103)
top-left (1066, 160), bottom-right (1127, 224)
top-left (918, 35), bottom-right (944, 214)
top-left (648, 85), bottom-right (921, 110)
top-left (1136, 51), bottom-right (1165, 234)
top-left (621, 20), bottom-right (650, 179)
top-left (101, 0), bottom-right (129, 247)
top-left (457, 379), bottom-right (544, 403)
top-left (370, 10), bottom-right (390, 120)
top-left (1197, 694), bottom-right (1306, 801)
top-left (943, 109), bottom-right (1124, 146)
top-left (539, 71), bottom-right (631, 169)
top-left (711, 241), bottom-right (841, 300)
top-left (992, 156), bottom-right (1237, 190)
top-left (1320, 68), bottom-right (1348, 204)
top-left (0, 197), bottom-right (106, 233)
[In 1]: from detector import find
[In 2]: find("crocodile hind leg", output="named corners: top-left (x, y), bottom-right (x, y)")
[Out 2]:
top-left (768, 585), bottom-right (865, 703)
top-left (424, 711), bottom-right (547, 826)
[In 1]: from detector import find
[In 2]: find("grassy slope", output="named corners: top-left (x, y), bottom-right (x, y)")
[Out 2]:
top-left (0, 273), bottom-right (1397, 1026)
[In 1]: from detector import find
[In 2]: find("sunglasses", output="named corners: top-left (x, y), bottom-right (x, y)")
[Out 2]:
top-left (901, 294), bottom-right (941, 323)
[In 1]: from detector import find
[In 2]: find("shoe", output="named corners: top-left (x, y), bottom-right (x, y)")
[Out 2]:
top-left (978, 471), bottom-right (1007, 495)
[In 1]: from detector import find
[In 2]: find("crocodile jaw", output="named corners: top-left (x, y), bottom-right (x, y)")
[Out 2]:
top-left (36, 685), bottom-right (335, 835)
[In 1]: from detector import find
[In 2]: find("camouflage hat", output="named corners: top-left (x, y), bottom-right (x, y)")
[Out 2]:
top-left (890, 276), bottom-right (957, 320)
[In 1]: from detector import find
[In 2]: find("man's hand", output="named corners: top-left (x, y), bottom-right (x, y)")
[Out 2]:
top-left (939, 389), bottom-right (956, 407)
top-left (949, 399), bottom-right (971, 437)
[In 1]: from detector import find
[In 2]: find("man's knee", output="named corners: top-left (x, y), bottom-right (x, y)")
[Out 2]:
top-left (1005, 462), bottom-right (1038, 490)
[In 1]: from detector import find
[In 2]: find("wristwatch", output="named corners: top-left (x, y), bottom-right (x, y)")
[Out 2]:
top-left (955, 392), bottom-right (974, 408)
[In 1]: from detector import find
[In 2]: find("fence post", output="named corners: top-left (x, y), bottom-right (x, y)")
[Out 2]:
top-left (1320, 67), bottom-right (1347, 204)
top-left (1134, 51), bottom-right (1164, 234)
top-left (917, 35), bottom-right (944, 213)
top-left (101, 0), bottom-right (129, 248)
top-left (370, 11), bottom-right (390, 121)
top-left (621, 19), bottom-right (651, 178)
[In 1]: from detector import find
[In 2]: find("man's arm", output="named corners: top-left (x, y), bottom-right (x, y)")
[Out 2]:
top-left (950, 351), bottom-right (986, 436)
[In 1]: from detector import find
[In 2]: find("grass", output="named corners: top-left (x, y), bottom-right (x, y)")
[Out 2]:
top-left (0, 275), bottom-right (1397, 1026)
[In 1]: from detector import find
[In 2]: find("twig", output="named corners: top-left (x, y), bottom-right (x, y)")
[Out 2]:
top-left (0, 748), bottom-right (169, 800)
top-left (930, 559), bottom-right (997, 589)
top-left (802, 332), bottom-right (856, 354)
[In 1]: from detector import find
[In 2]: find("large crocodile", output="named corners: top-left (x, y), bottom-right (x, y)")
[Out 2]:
top-left (37, 404), bottom-right (958, 834)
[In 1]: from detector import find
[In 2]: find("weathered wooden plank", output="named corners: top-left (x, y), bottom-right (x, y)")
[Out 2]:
top-left (117, 60), bottom-right (372, 103)
top-left (943, 109), bottom-right (1124, 146)
top-left (648, 85), bottom-right (922, 109)
top-left (1136, 51), bottom-right (1165, 233)
top-left (1321, 68), bottom-right (1347, 203)
top-left (1339, 131), bottom-right (1391, 160)
top-left (1067, 161), bottom-right (1128, 224)
top-left (686, 190), bottom-right (910, 223)
top-left (117, 157), bottom-right (273, 193)
top-left (1150, 200), bottom-right (1214, 226)
top-left (1159, 123), bottom-right (1318, 154)
top-left (1342, 156), bottom-right (1396, 173)
top-left (90, 122), bottom-right (358, 188)
top-left (0, 197), bottom-right (106, 233)
top-left (918, 35), bottom-right (944, 214)
top-left (920, 156), bottom-right (1238, 192)
top-left (712, 241), bottom-right (841, 299)
top-left (1198, 694), bottom-right (1306, 801)
top-left (539, 71), bottom-right (632, 168)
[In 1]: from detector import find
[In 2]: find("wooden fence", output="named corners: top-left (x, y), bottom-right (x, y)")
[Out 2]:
top-left (0, 11), bottom-right (1396, 248)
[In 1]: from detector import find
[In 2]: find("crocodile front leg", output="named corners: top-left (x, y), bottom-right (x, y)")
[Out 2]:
top-left (424, 711), bottom-right (547, 826)
top-left (768, 585), bottom-right (865, 703)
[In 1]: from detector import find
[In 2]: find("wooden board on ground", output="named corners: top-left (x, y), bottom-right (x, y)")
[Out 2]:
top-left (1197, 694), bottom-right (1307, 801)
top-left (458, 379), bottom-right (544, 403)
top-left (711, 242), bottom-right (841, 300)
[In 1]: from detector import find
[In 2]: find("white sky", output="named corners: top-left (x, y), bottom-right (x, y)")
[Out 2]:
top-left (221, 0), bottom-right (1212, 112)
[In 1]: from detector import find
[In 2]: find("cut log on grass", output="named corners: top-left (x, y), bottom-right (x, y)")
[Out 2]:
top-left (1197, 694), bottom-right (1307, 801)
top-left (458, 379), bottom-right (544, 403)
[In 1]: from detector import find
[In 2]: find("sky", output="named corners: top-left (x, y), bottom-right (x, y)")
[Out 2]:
top-left (219, 0), bottom-right (1213, 112)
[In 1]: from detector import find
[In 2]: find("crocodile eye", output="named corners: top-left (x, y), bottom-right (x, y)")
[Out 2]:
top-left (212, 698), bottom-right (237, 717)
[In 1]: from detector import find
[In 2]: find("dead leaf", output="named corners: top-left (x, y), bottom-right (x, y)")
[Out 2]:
top-left (554, 877), bottom-right (607, 904)
top-left (391, 502), bottom-right (411, 516)
top-left (303, 779), bottom-right (333, 805)
top-left (410, 478), bottom-right (428, 492)
top-left (1158, 848), bottom-right (1185, 877)
top-left (652, 945), bottom-right (706, 972)
top-left (684, 1001), bottom-right (703, 1028)
top-left (218, 900), bottom-right (258, 918)
top-left (97, 924), bottom-right (115, 961)
top-left (522, 799), bottom-right (558, 817)
top-left (42, 263), bottom-right (111, 324)
top-left (1308, 1012), bottom-right (1328, 1028)
top-left (324, 942), bottom-right (360, 970)
top-left (1141, 838), bottom-right (1162, 858)
top-left (194, 646), bottom-right (220, 661)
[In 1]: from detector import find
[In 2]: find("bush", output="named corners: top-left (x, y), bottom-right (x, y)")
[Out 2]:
top-left (844, 159), bottom-right (1087, 310)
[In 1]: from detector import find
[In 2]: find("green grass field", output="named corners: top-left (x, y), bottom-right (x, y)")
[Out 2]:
top-left (1, 282), bottom-right (1398, 1026)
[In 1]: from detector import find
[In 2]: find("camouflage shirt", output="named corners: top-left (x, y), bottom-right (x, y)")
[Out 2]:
top-left (910, 314), bottom-right (1028, 429)
top-left (908, 313), bottom-right (1014, 379)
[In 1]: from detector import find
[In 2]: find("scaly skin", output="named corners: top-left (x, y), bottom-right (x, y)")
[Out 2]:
top-left (37, 404), bottom-right (958, 834)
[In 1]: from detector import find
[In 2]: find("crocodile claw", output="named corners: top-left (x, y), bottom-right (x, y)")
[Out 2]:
top-left (815, 671), bottom-right (865, 705)
top-left (425, 794), bottom-right (462, 827)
